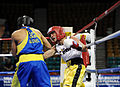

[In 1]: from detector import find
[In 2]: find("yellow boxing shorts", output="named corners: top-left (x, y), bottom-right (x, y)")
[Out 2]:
top-left (63, 64), bottom-right (86, 87)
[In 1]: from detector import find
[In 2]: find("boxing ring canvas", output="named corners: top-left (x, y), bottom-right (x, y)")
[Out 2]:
top-left (0, 71), bottom-right (120, 87)
top-left (0, 71), bottom-right (60, 87)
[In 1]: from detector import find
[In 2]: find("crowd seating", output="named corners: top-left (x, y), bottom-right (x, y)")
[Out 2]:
top-left (107, 37), bottom-right (120, 68)
top-left (45, 55), bottom-right (61, 70)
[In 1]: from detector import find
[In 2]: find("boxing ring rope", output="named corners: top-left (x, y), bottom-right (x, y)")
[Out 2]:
top-left (0, 70), bottom-right (60, 75)
top-left (0, 68), bottom-right (120, 74)
top-left (73, 0), bottom-right (120, 36)
top-left (70, 0), bottom-right (120, 75)
top-left (0, 1), bottom-right (120, 87)
top-left (0, 38), bottom-right (11, 41)
top-left (0, 37), bottom-right (49, 41)
top-left (86, 68), bottom-right (120, 74)
top-left (71, 1), bottom-right (120, 86)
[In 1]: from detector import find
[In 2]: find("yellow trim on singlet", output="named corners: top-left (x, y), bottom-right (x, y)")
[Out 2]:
top-left (16, 29), bottom-right (28, 55)
top-left (16, 54), bottom-right (44, 66)
top-left (16, 28), bottom-right (43, 55)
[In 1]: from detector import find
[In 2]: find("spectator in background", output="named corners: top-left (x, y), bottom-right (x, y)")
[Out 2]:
top-left (2, 57), bottom-right (14, 71)
top-left (0, 19), bottom-right (10, 71)
top-left (0, 19), bottom-right (10, 53)
top-left (0, 19), bottom-right (9, 38)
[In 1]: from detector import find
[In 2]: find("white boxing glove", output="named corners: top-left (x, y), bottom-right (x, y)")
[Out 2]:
top-left (63, 39), bottom-right (74, 48)
top-left (64, 38), bottom-right (83, 51)
top-left (56, 44), bottom-right (64, 55)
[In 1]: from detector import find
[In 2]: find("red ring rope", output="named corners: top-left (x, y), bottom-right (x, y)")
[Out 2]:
top-left (0, 38), bottom-right (11, 41)
top-left (0, 37), bottom-right (50, 41)
top-left (0, 1), bottom-right (120, 41)
top-left (73, 1), bottom-right (120, 36)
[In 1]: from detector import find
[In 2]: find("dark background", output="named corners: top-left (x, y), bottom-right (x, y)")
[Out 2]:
top-left (0, 0), bottom-right (120, 70)
top-left (0, 0), bottom-right (119, 36)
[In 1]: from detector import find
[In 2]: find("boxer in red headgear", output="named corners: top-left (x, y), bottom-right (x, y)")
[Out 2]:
top-left (44, 26), bottom-right (87, 87)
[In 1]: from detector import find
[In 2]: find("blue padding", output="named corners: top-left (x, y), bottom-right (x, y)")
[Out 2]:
top-left (86, 67), bottom-right (120, 73)
top-left (86, 69), bottom-right (96, 73)
top-left (0, 68), bottom-right (119, 74)
top-left (49, 70), bottom-right (60, 72)
top-left (0, 71), bottom-right (15, 74)
top-left (97, 67), bottom-right (120, 73)
top-left (0, 70), bottom-right (60, 74)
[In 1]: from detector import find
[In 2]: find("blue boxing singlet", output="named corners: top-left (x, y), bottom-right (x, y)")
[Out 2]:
top-left (16, 26), bottom-right (44, 57)
top-left (11, 26), bottom-right (52, 87)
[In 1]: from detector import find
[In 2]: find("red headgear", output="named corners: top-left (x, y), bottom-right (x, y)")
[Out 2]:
top-left (47, 26), bottom-right (66, 41)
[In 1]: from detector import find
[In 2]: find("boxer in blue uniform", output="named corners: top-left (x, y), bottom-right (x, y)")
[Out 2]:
top-left (11, 15), bottom-right (52, 87)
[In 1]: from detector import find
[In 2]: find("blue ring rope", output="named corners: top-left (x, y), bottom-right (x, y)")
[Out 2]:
top-left (0, 68), bottom-right (120, 74)
top-left (0, 70), bottom-right (60, 74)
top-left (86, 67), bottom-right (120, 73)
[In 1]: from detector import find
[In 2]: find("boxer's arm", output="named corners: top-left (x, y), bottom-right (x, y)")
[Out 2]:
top-left (38, 30), bottom-right (52, 49)
top-left (43, 46), bottom-right (56, 59)
top-left (11, 33), bottom-right (17, 56)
